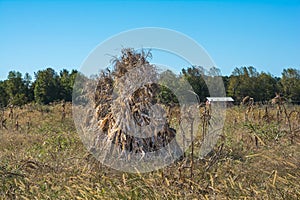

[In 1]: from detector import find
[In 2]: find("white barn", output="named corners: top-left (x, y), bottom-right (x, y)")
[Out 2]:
top-left (206, 97), bottom-right (234, 107)
top-left (206, 97), bottom-right (234, 103)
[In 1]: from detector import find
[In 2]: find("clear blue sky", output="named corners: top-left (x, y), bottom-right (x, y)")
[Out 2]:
top-left (0, 0), bottom-right (299, 80)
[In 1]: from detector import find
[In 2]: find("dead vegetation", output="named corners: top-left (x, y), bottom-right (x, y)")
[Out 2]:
top-left (73, 48), bottom-right (190, 173)
top-left (0, 101), bottom-right (299, 199)
top-left (94, 48), bottom-right (178, 154)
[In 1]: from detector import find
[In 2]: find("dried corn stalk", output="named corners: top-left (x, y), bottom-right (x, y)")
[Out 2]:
top-left (92, 48), bottom-right (181, 160)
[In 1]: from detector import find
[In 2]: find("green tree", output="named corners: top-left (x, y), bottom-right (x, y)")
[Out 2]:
top-left (4, 71), bottom-right (28, 105)
top-left (34, 68), bottom-right (60, 104)
top-left (0, 81), bottom-right (9, 107)
top-left (58, 69), bottom-right (78, 101)
top-left (227, 66), bottom-right (259, 101)
top-left (222, 76), bottom-right (230, 96)
top-left (182, 66), bottom-right (209, 102)
top-left (280, 68), bottom-right (300, 102)
top-left (24, 73), bottom-right (34, 102)
top-left (206, 66), bottom-right (226, 97)
top-left (72, 71), bottom-right (88, 105)
top-left (158, 70), bottom-right (179, 105)
top-left (256, 72), bottom-right (278, 101)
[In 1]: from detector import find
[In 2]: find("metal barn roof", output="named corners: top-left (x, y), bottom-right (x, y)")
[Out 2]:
top-left (206, 97), bottom-right (234, 102)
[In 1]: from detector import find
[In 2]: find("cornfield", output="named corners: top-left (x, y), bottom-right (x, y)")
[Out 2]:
top-left (1, 49), bottom-right (299, 199)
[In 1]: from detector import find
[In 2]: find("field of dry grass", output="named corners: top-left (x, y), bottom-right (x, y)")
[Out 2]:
top-left (0, 102), bottom-right (299, 199)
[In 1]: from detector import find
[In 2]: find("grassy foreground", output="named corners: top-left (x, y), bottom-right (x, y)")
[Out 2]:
top-left (0, 103), bottom-right (299, 199)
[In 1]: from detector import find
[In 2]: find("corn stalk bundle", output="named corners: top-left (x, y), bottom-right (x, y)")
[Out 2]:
top-left (93, 49), bottom-right (181, 161)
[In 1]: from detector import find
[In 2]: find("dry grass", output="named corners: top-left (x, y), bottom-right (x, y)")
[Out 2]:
top-left (0, 103), bottom-right (299, 199)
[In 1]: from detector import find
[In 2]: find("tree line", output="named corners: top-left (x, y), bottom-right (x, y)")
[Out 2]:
top-left (180, 66), bottom-right (300, 104)
top-left (0, 66), bottom-right (299, 107)
top-left (0, 68), bottom-right (77, 107)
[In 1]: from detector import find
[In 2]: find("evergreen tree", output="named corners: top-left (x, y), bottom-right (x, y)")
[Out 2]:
top-left (280, 68), bottom-right (300, 103)
top-left (0, 81), bottom-right (9, 107)
top-left (34, 68), bottom-right (60, 104)
top-left (4, 71), bottom-right (28, 105)
top-left (58, 69), bottom-right (78, 101)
